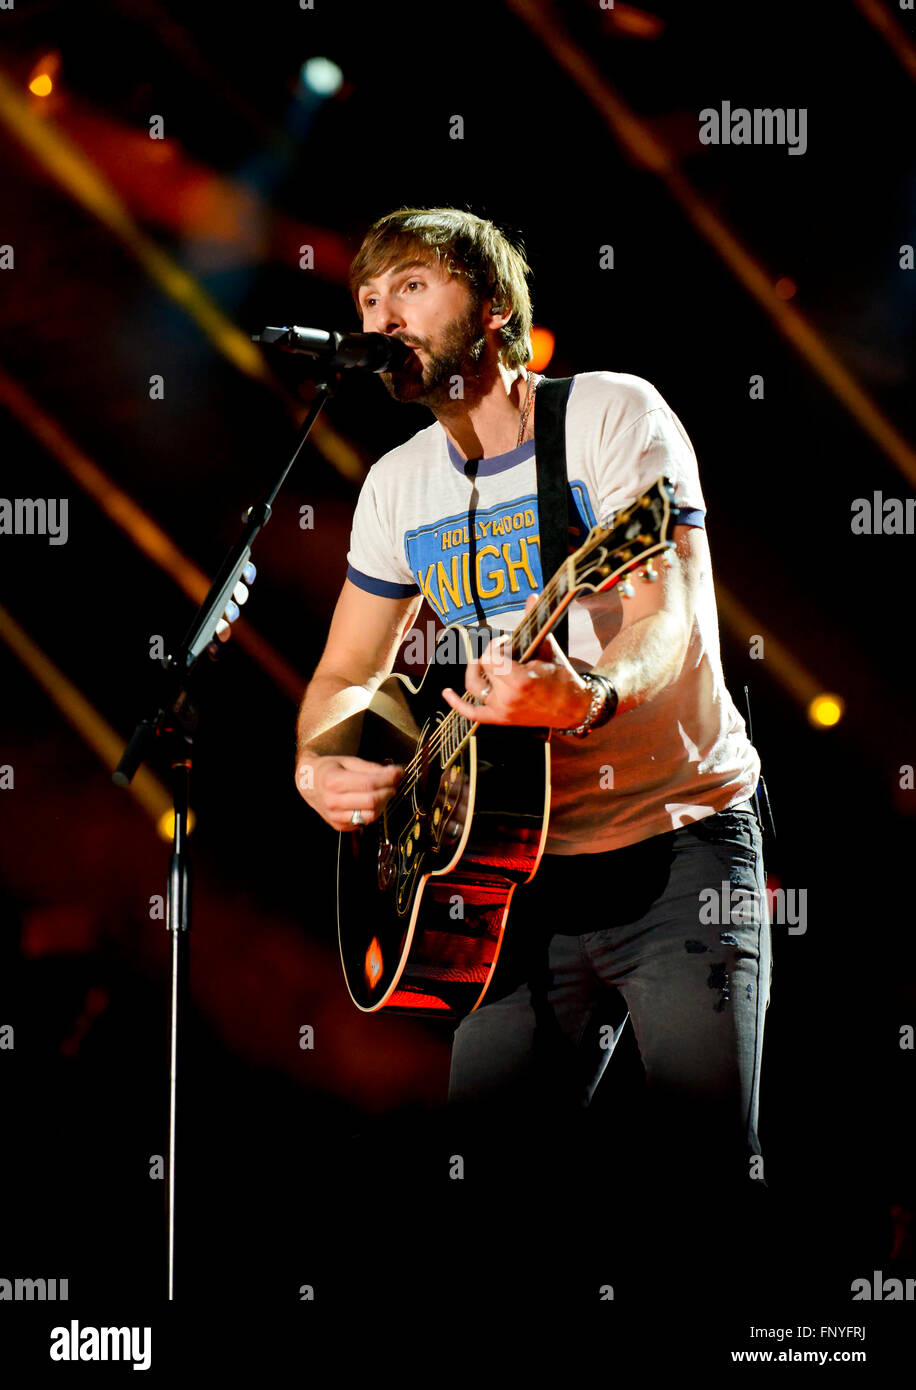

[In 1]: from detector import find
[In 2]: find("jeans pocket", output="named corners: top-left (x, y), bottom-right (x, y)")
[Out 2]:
top-left (686, 809), bottom-right (761, 864)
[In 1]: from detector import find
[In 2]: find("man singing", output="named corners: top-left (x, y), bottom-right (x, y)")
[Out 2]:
top-left (294, 208), bottom-right (771, 1252)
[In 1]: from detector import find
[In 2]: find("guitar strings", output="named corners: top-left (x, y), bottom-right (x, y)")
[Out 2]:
top-left (381, 564), bottom-right (570, 815)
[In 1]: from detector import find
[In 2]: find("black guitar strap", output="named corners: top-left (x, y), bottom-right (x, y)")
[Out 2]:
top-left (533, 375), bottom-right (577, 653)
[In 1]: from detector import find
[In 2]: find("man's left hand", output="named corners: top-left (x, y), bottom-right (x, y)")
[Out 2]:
top-left (441, 594), bottom-right (594, 728)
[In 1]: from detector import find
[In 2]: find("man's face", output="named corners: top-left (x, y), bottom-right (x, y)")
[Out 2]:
top-left (357, 257), bottom-right (490, 406)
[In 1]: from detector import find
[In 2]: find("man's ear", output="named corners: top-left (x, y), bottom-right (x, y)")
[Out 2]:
top-left (484, 296), bottom-right (512, 331)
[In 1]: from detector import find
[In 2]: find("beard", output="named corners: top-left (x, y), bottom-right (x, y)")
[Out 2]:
top-left (379, 302), bottom-right (489, 408)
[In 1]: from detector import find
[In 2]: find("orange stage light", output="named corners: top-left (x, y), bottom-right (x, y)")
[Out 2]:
top-left (527, 325), bottom-right (556, 372)
top-left (28, 51), bottom-right (60, 98)
top-left (808, 694), bottom-right (844, 728)
top-left (156, 807), bottom-right (198, 842)
top-left (604, 4), bottom-right (665, 39)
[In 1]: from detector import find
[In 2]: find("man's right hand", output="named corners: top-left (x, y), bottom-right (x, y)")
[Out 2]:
top-left (295, 754), bottom-right (403, 833)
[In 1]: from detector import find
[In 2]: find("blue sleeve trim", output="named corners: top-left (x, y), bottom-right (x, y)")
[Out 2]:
top-left (675, 507), bottom-right (705, 529)
top-left (346, 564), bottom-right (420, 598)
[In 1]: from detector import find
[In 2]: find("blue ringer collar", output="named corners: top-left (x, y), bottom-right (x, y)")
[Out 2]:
top-left (446, 435), bottom-right (536, 476)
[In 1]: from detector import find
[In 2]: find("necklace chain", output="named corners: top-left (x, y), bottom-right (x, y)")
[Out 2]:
top-left (516, 372), bottom-right (539, 447)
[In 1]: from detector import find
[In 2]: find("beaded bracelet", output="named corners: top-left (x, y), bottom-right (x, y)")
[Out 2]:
top-left (556, 672), bottom-right (619, 738)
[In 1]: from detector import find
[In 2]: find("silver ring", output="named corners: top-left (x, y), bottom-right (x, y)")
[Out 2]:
top-left (478, 681), bottom-right (491, 705)
top-left (351, 809), bottom-right (364, 826)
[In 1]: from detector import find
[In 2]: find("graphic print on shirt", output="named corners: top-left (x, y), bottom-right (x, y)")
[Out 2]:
top-left (403, 482), bottom-right (595, 624)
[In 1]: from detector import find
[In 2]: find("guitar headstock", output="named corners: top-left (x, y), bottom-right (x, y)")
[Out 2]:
top-left (571, 476), bottom-right (679, 595)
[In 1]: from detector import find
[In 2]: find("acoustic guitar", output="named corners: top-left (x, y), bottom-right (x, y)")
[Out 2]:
top-left (338, 476), bottom-right (678, 1018)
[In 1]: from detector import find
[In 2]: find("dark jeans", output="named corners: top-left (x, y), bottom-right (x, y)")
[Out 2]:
top-left (448, 800), bottom-right (772, 1214)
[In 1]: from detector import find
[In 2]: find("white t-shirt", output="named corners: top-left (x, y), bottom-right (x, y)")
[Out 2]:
top-left (346, 371), bottom-right (760, 853)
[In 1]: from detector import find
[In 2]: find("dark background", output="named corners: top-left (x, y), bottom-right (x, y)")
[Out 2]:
top-left (0, 0), bottom-right (914, 1368)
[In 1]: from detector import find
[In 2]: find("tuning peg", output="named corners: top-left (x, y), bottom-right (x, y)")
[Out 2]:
top-left (619, 579), bottom-right (635, 599)
top-left (232, 581), bottom-right (249, 606)
top-left (662, 549), bottom-right (674, 567)
top-left (242, 561), bottom-right (257, 585)
top-left (641, 562), bottom-right (658, 583)
top-left (223, 599), bottom-right (240, 624)
top-left (215, 617), bottom-right (232, 642)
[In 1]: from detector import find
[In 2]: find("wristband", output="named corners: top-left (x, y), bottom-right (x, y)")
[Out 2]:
top-left (556, 672), bottom-right (618, 738)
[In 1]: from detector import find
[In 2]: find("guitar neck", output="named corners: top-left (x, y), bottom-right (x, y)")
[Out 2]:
top-left (508, 567), bottom-right (575, 663)
top-left (434, 567), bottom-right (574, 767)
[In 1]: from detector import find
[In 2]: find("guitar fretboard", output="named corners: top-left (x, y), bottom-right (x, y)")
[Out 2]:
top-left (437, 562), bottom-right (574, 766)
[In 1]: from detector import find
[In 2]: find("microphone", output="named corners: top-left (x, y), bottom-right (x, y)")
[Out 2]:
top-left (252, 327), bottom-right (413, 373)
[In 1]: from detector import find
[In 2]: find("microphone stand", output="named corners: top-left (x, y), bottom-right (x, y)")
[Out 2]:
top-left (113, 362), bottom-right (342, 1300)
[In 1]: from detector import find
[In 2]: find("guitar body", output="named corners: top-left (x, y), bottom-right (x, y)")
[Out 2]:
top-left (338, 624), bottom-right (551, 1018)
